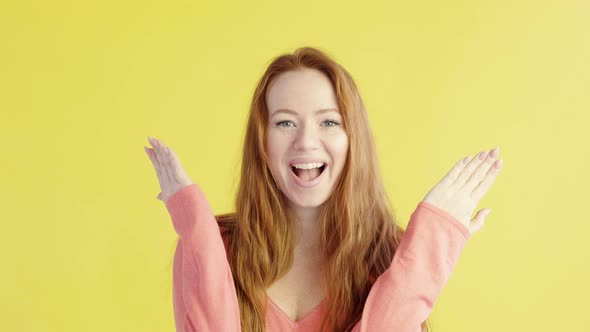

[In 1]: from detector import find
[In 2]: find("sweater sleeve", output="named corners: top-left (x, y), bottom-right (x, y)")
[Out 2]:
top-left (352, 201), bottom-right (472, 332)
top-left (165, 184), bottom-right (241, 332)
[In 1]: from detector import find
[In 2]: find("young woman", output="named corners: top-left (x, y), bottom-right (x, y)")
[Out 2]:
top-left (145, 47), bottom-right (503, 332)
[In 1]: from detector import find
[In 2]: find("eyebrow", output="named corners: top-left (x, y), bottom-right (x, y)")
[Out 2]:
top-left (270, 108), bottom-right (340, 117)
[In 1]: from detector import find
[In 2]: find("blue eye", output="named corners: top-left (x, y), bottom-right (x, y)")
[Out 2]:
top-left (275, 120), bottom-right (341, 128)
top-left (276, 121), bottom-right (294, 127)
top-left (323, 120), bottom-right (340, 127)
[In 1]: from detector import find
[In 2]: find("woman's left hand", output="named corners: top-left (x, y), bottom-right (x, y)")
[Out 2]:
top-left (422, 146), bottom-right (503, 234)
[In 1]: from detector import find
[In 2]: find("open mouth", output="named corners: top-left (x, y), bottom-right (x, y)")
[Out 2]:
top-left (290, 164), bottom-right (326, 182)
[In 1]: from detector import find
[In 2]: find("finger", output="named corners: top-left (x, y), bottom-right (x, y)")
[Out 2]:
top-left (166, 147), bottom-right (185, 183)
top-left (152, 137), bottom-right (171, 165)
top-left (146, 148), bottom-right (168, 194)
top-left (155, 140), bottom-right (174, 183)
top-left (148, 138), bottom-right (165, 179)
top-left (461, 147), bottom-right (499, 192)
top-left (158, 139), bottom-right (171, 161)
top-left (146, 146), bottom-right (164, 181)
top-left (150, 137), bottom-right (163, 158)
top-left (151, 141), bottom-right (164, 172)
top-left (442, 155), bottom-right (471, 184)
top-left (468, 208), bottom-right (491, 234)
top-left (144, 145), bottom-right (158, 171)
top-left (471, 159), bottom-right (503, 201)
top-left (455, 150), bottom-right (489, 188)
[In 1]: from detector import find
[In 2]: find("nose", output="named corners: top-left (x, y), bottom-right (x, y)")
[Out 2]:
top-left (292, 123), bottom-right (321, 151)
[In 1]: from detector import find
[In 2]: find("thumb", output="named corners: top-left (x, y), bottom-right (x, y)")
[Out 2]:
top-left (468, 208), bottom-right (492, 234)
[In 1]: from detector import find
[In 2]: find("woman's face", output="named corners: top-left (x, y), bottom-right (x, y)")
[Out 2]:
top-left (266, 68), bottom-right (349, 209)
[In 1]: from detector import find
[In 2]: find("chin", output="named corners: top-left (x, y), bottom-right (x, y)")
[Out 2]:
top-left (287, 193), bottom-right (329, 209)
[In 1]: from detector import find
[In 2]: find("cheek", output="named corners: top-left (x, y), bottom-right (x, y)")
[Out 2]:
top-left (331, 134), bottom-right (349, 163)
top-left (266, 132), bottom-right (288, 168)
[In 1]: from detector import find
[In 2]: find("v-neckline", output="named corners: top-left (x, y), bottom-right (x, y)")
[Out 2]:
top-left (266, 294), bottom-right (326, 326)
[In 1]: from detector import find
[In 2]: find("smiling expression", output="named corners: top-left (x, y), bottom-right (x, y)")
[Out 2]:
top-left (266, 68), bottom-right (349, 209)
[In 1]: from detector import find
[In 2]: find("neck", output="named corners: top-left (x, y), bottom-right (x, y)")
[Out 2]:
top-left (288, 204), bottom-right (324, 255)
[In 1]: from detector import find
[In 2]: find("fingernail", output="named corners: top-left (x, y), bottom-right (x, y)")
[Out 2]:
top-left (490, 146), bottom-right (499, 158)
top-left (478, 151), bottom-right (487, 160)
top-left (494, 159), bottom-right (503, 169)
top-left (463, 156), bottom-right (470, 163)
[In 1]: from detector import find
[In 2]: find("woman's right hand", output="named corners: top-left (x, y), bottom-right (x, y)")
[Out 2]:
top-left (144, 136), bottom-right (193, 203)
top-left (421, 146), bottom-right (503, 235)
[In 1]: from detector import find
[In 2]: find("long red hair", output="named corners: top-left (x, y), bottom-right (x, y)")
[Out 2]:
top-left (213, 47), bottom-right (431, 332)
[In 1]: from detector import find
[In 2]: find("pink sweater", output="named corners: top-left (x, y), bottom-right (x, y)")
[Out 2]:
top-left (166, 184), bottom-right (471, 332)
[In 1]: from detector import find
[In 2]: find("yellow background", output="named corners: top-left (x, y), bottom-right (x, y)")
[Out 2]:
top-left (1, 0), bottom-right (588, 331)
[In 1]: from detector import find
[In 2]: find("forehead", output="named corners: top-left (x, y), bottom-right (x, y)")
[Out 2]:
top-left (267, 69), bottom-right (338, 116)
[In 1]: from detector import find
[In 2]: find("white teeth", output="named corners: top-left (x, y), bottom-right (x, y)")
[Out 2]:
top-left (291, 162), bottom-right (325, 170)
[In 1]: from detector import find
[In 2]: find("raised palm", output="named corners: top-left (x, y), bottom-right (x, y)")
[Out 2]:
top-left (422, 147), bottom-right (503, 235)
top-left (144, 136), bottom-right (193, 203)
